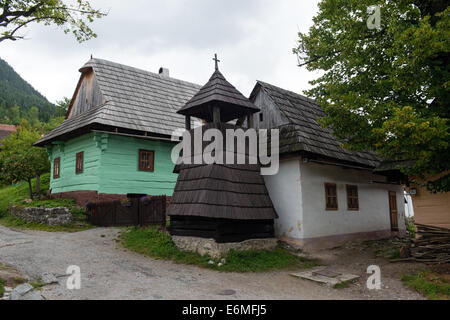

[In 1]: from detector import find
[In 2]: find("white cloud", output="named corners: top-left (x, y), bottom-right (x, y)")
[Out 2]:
top-left (0, 0), bottom-right (320, 103)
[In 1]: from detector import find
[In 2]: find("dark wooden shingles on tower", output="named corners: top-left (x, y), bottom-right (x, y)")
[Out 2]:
top-left (168, 123), bottom-right (278, 221)
top-left (177, 70), bottom-right (260, 122)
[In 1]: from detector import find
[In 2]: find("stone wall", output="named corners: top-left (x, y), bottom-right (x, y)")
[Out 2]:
top-left (172, 236), bottom-right (278, 258)
top-left (9, 206), bottom-right (72, 225)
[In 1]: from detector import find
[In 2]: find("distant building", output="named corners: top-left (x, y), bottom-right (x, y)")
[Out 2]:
top-left (0, 124), bottom-right (17, 144)
top-left (406, 174), bottom-right (450, 229)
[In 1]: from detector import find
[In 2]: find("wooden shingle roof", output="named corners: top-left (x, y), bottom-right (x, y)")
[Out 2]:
top-left (253, 81), bottom-right (382, 168)
top-left (177, 70), bottom-right (260, 122)
top-left (36, 58), bottom-right (202, 146)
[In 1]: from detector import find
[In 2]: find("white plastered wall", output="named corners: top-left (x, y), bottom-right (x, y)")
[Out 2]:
top-left (300, 161), bottom-right (406, 246)
top-left (264, 158), bottom-right (406, 249)
top-left (263, 158), bottom-right (303, 247)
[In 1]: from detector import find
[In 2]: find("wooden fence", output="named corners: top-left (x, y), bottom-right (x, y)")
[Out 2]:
top-left (86, 196), bottom-right (166, 227)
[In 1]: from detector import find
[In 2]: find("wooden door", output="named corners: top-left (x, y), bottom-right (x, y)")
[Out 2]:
top-left (388, 191), bottom-right (398, 231)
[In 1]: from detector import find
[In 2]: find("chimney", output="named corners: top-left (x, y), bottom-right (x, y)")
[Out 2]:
top-left (159, 67), bottom-right (169, 77)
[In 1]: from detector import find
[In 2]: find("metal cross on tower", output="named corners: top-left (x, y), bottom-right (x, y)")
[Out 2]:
top-left (213, 53), bottom-right (220, 71)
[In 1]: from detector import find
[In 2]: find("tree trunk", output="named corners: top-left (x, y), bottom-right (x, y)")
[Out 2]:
top-left (35, 175), bottom-right (40, 196)
top-left (28, 178), bottom-right (33, 200)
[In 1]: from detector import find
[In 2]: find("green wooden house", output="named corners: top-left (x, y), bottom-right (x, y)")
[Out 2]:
top-left (35, 58), bottom-right (201, 205)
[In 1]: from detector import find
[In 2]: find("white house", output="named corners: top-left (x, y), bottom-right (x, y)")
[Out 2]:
top-left (249, 81), bottom-right (406, 250)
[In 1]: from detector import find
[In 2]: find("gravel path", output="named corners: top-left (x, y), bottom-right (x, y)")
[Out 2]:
top-left (0, 225), bottom-right (424, 300)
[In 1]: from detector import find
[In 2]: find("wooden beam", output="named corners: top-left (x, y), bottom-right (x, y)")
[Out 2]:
top-left (213, 106), bottom-right (221, 123)
top-left (185, 116), bottom-right (191, 130)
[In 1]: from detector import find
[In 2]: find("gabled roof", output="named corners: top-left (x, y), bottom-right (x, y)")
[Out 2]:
top-left (177, 69), bottom-right (259, 122)
top-left (251, 81), bottom-right (382, 168)
top-left (36, 58), bottom-right (202, 146)
top-left (0, 124), bottom-right (16, 141)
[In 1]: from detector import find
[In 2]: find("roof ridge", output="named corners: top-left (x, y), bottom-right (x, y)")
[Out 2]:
top-left (256, 80), bottom-right (318, 105)
top-left (89, 58), bottom-right (202, 89)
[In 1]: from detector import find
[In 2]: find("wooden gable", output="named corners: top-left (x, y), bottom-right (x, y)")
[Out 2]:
top-left (67, 68), bottom-right (104, 118)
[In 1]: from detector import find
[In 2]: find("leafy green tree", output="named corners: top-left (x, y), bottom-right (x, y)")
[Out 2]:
top-left (8, 104), bottom-right (21, 124)
top-left (55, 96), bottom-right (70, 117)
top-left (0, 120), bottom-right (49, 198)
top-left (0, 0), bottom-right (107, 43)
top-left (294, 0), bottom-right (449, 192)
top-left (28, 105), bottom-right (40, 126)
top-left (41, 114), bottom-right (64, 133)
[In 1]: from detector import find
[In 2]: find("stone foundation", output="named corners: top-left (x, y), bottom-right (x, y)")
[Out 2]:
top-left (9, 206), bottom-right (72, 225)
top-left (172, 236), bottom-right (278, 258)
top-left (49, 190), bottom-right (172, 209)
top-left (49, 190), bottom-right (126, 206)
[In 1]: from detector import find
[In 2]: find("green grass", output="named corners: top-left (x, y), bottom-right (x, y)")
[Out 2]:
top-left (121, 227), bottom-right (319, 272)
top-left (0, 277), bottom-right (5, 297)
top-left (0, 173), bottom-right (51, 217)
top-left (333, 282), bottom-right (350, 289)
top-left (0, 173), bottom-right (94, 232)
top-left (30, 278), bottom-right (45, 290)
top-left (402, 270), bottom-right (450, 300)
top-left (405, 218), bottom-right (416, 238)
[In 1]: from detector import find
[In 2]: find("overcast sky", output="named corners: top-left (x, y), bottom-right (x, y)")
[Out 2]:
top-left (0, 0), bottom-right (320, 103)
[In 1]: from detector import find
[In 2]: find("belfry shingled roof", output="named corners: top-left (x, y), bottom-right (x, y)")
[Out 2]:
top-left (35, 58), bottom-right (202, 146)
top-left (177, 70), bottom-right (260, 122)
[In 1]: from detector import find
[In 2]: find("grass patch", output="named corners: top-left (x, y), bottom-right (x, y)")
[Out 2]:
top-left (30, 278), bottom-right (46, 290)
top-left (405, 217), bottom-right (416, 238)
top-left (333, 282), bottom-right (349, 289)
top-left (0, 277), bottom-right (5, 297)
top-left (402, 270), bottom-right (450, 300)
top-left (121, 227), bottom-right (319, 272)
top-left (0, 173), bottom-right (94, 232)
top-left (0, 174), bottom-right (50, 217)
top-left (13, 277), bottom-right (26, 284)
top-left (364, 239), bottom-right (405, 260)
top-left (389, 248), bottom-right (401, 259)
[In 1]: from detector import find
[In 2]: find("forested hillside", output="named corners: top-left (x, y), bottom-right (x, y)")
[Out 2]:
top-left (0, 57), bottom-right (56, 124)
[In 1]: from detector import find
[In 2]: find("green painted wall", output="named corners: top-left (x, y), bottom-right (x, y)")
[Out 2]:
top-left (48, 132), bottom-right (178, 196)
top-left (98, 134), bottom-right (178, 195)
top-left (49, 133), bottom-right (101, 193)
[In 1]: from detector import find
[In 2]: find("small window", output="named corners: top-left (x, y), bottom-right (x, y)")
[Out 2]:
top-left (53, 157), bottom-right (60, 179)
top-left (76, 152), bottom-right (84, 174)
top-left (139, 149), bottom-right (154, 172)
top-left (259, 112), bottom-right (264, 122)
top-left (346, 185), bottom-right (359, 210)
top-left (325, 183), bottom-right (338, 210)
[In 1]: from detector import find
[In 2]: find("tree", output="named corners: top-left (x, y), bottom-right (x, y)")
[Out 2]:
top-left (0, 120), bottom-right (49, 198)
top-left (0, 0), bottom-right (107, 43)
top-left (294, 0), bottom-right (449, 192)
top-left (55, 96), bottom-right (70, 117)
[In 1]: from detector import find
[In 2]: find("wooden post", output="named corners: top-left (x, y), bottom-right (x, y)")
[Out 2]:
top-left (185, 116), bottom-right (191, 130)
top-left (213, 106), bottom-right (221, 123)
top-left (247, 114), bottom-right (254, 128)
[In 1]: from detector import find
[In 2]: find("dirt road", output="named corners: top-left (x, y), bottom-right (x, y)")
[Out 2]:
top-left (0, 225), bottom-right (424, 300)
